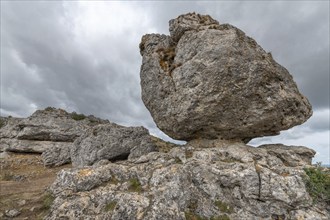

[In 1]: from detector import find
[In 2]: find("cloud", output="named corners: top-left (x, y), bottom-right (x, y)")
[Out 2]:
top-left (249, 109), bottom-right (330, 164)
top-left (1, 1), bottom-right (329, 162)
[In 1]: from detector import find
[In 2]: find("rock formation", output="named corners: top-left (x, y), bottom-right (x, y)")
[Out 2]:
top-left (0, 108), bottom-right (109, 166)
top-left (140, 12), bottom-right (312, 141)
top-left (46, 141), bottom-right (329, 220)
top-left (71, 123), bottom-right (157, 167)
top-left (0, 107), bottom-right (156, 167)
top-left (1, 13), bottom-right (328, 220)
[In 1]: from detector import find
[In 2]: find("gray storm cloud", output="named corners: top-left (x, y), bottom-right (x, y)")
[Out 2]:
top-left (0, 1), bottom-right (329, 163)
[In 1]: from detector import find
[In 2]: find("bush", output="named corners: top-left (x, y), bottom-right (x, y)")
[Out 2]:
top-left (45, 107), bottom-right (54, 111)
top-left (71, 112), bottom-right (86, 121)
top-left (0, 118), bottom-right (5, 128)
top-left (41, 193), bottom-right (55, 210)
top-left (303, 165), bottom-right (330, 204)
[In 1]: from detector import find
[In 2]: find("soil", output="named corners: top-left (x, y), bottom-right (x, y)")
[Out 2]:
top-left (0, 152), bottom-right (71, 220)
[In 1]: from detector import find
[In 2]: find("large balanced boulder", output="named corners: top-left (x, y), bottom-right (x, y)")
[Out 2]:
top-left (71, 123), bottom-right (157, 167)
top-left (140, 12), bottom-right (312, 141)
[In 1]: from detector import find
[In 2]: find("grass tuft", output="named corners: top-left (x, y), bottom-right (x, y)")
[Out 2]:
top-left (210, 215), bottom-right (231, 220)
top-left (128, 178), bottom-right (142, 192)
top-left (184, 211), bottom-right (207, 220)
top-left (214, 200), bottom-right (233, 213)
top-left (105, 201), bottom-right (117, 212)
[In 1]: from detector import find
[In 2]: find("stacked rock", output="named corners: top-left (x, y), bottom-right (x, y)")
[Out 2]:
top-left (140, 12), bottom-right (312, 142)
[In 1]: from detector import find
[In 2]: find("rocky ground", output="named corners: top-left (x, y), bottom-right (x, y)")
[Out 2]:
top-left (0, 152), bottom-right (70, 219)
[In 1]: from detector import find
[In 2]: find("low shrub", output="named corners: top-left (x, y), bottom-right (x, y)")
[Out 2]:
top-left (41, 193), bottom-right (55, 211)
top-left (0, 118), bottom-right (5, 128)
top-left (303, 165), bottom-right (330, 204)
top-left (71, 112), bottom-right (86, 121)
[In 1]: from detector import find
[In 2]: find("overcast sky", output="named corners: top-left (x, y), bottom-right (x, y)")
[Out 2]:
top-left (1, 1), bottom-right (329, 164)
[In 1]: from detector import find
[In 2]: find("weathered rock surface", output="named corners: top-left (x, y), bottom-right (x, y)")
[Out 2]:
top-left (46, 141), bottom-right (329, 220)
top-left (42, 144), bottom-right (72, 167)
top-left (0, 107), bottom-right (109, 167)
top-left (140, 12), bottom-right (312, 141)
top-left (71, 123), bottom-right (157, 167)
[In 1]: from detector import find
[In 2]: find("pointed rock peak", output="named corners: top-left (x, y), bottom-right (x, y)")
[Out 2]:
top-left (169, 12), bottom-right (220, 42)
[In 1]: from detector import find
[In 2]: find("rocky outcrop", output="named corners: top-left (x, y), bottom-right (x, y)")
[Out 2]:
top-left (0, 107), bottom-right (109, 166)
top-left (0, 108), bottom-right (157, 167)
top-left (71, 123), bottom-right (157, 167)
top-left (140, 12), bottom-right (312, 141)
top-left (46, 141), bottom-right (329, 220)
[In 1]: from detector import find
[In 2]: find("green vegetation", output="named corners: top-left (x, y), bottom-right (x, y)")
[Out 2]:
top-left (41, 193), bottom-right (55, 211)
top-left (128, 178), bottom-right (142, 192)
top-left (0, 118), bottom-right (5, 128)
top-left (150, 136), bottom-right (177, 153)
top-left (174, 157), bottom-right (183, 164)
top-left (210, 215), bottom-right (231, 220)
top-left (184, 212), bottom-right (230, 220)
top-left (71, 112), bottom-right (86, 121)
top-left (303, 165), bottom-right (330, 204)
top-left (184, 211), bottom-right (207, 220)
top-left (0, 172), bottom-right (14, 181)
top-left (214, 200), bottom-right (233, 213)
top-left (45, 107), bottom-right (54, 111)
top-left (110, 175), bottom-right (119, 185)
top-left (105, 201), bottom-right (117, 212)
top-left (185, 150), bottom-right (193, 159)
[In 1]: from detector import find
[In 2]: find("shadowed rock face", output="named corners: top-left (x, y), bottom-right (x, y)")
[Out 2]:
top-left (140, 12), bottom-right (312, 142)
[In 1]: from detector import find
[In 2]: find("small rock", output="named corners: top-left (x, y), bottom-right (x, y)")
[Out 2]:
top-left (0, 151), bottom-right (10, 159)
top-left (5, 209), bottom-right (21, 217)
top-left (17, 200), bottom-right (26, 206)
top-left (12, 174), bottom-right (26, 182)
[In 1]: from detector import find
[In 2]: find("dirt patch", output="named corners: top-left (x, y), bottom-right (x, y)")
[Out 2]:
top-left (0, 152), bottom-right (71, 219)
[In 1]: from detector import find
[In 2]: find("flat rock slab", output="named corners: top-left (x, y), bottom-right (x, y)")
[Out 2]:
top-left (140, 12), bottom-right (312, 141)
